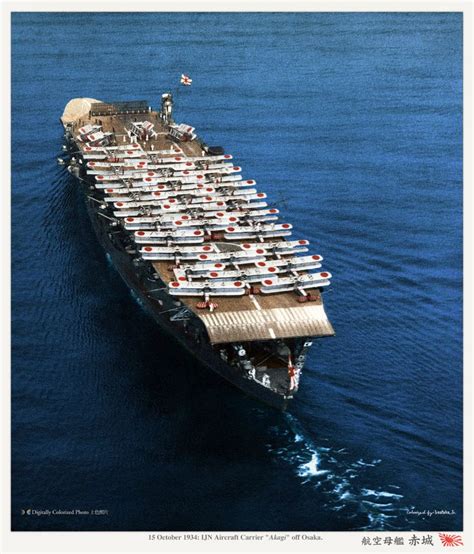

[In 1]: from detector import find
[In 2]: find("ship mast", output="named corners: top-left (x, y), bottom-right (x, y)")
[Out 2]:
top-left (160, 93), bottom-right (174, 125)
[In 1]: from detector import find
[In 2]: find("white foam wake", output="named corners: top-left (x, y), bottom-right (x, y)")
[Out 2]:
top-left (263, 412), bottom-right (408, 530)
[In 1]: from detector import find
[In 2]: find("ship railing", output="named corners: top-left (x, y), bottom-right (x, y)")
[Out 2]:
top-left (90, 101), bottom-right (150, 117)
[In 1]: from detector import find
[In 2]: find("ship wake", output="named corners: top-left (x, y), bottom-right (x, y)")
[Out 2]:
top-left (265, 412), bottom-right (413, 531)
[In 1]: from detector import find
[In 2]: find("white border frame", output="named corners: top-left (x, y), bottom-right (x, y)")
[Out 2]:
top-left (1, 1), bottom-right (471, 552)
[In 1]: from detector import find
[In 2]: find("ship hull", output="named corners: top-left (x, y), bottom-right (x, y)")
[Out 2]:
top-left (75, 172), bottom-right (292, 411)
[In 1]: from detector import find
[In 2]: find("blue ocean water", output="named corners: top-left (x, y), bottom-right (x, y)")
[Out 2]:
top-left (11, 12), bottom-right (462, 532)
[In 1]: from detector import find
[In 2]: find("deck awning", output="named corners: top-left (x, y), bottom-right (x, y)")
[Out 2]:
top-left (61, 98), bottom-right (101, 124)
top-left (198, 303), bottom-right (335, 344)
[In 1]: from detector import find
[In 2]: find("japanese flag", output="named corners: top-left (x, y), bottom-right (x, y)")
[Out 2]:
top-left (288, 354), bottom-right (297, 390)
top-left (180, 74), bottom-right (192, 86)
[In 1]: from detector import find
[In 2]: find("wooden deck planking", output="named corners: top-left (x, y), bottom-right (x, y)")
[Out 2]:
top-left (74, 106), bottom-right (334, 341)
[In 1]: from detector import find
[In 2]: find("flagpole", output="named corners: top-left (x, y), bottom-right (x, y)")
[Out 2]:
top-left (175, 74), bottom-right (193, 116)
top-left (174, 76), bottom-right (183, 116)
top-left (174, 82), bottom-right (180, 108)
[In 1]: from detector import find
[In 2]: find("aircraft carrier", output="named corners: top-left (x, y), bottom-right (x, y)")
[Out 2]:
top-left (60, 94), bottom-right (335, 410)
